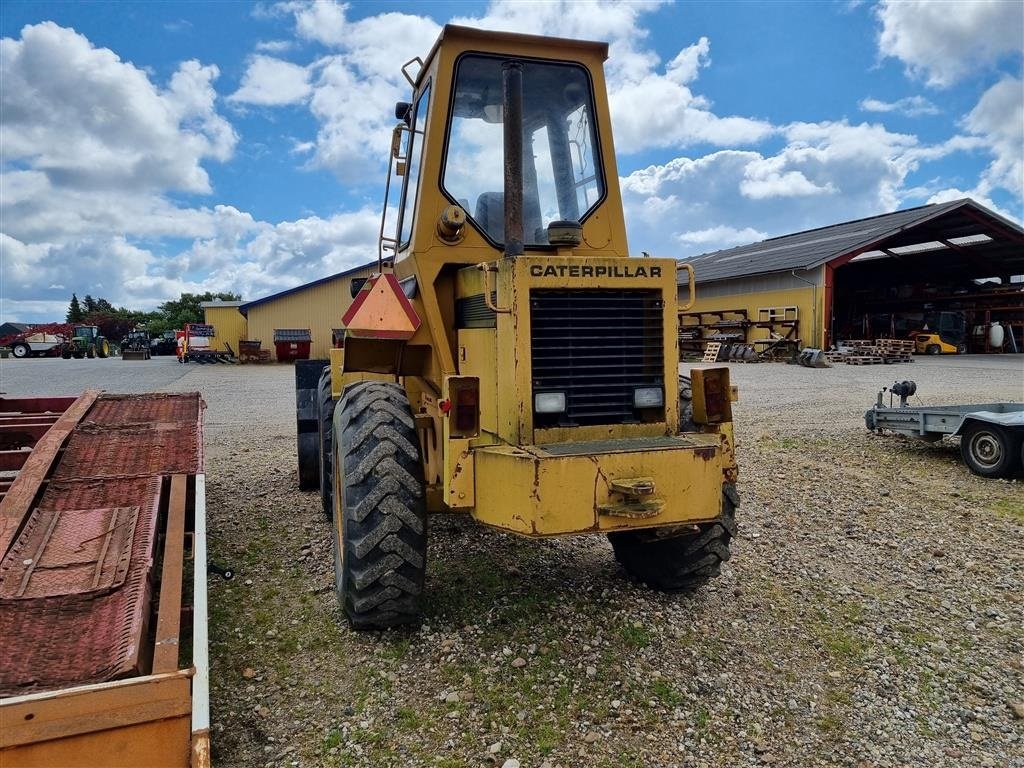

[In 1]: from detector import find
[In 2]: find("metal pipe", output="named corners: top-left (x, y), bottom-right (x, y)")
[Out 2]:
top-left (502, 60), bottom-right (524, 259)
top-left (790, 269), bottom-right (818, 347)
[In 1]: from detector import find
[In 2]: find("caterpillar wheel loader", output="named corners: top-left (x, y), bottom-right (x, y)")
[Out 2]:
top-left (296, 25), bottom-right (740, 629)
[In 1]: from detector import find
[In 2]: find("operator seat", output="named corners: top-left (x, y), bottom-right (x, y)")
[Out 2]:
top-left (475, 192), bottom-right (504, 242)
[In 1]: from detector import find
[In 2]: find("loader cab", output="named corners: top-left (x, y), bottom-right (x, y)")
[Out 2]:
top-left (386, 24), bottom-right (628, 263)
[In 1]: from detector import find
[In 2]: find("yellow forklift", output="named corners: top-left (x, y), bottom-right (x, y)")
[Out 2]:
top-left (297, 26), bottom-right (739, 629)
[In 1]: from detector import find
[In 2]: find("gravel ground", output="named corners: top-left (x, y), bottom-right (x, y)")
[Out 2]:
top-left (2, 355), bottom-right (1022, 767)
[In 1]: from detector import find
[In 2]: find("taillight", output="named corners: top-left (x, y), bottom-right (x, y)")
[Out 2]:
top-left (691, 367), bottom-right (733, 425)
top-left (446, 376), bottom-right (480, 438)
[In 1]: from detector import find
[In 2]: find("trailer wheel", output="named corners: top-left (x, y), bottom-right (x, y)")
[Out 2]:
top-left (61, 347), bottom-right (72, 359)
top-left (332, 381), bottom-right (427, 629)
top-left (11, 343), bottom-right (30, 359)
top-left (960, 422), bottom-right (1020, 479)
top-left (317, 366), bottom-right (336, 520)
top-left (608, 485), bottom-right (738, 592)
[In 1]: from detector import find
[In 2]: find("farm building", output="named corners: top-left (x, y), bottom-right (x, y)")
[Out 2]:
top-left (199, 301), bottom-right (247, 355)
top-left (677, 198), bottom-right (1024, 355)
top-left (201, 262), bottom-right (380, 361)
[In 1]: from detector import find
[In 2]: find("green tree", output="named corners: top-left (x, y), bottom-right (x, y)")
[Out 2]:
top-left (66, 293), bottom-right (84, 322)
top-left (155, 292), bottom-right (241, 332)
top-left (82, 295), bottom-right (97, 314)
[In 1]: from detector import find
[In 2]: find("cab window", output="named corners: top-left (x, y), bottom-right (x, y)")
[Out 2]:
top-left (442, 55), bottom-right (604, 247)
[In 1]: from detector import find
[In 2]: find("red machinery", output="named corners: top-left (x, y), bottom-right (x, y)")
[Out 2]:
top-left (0, 323), bottom-right (74, 358)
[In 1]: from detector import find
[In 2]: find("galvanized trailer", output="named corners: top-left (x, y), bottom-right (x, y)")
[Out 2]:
top-left (0, 391), bottom-right (213, 767)
top-left (865, 380), bottom-right (1024, 478)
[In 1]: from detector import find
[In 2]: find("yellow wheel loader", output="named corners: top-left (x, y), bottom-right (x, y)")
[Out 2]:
top-left (296, 25), bottom-right (740, 629)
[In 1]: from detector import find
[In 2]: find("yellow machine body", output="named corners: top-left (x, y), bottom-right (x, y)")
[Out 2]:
top-left (336, 25), bottom-right (737, 537)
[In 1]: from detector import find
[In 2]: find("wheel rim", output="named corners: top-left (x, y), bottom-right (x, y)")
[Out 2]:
top-left (13, 346), bottom-right (26, 358)
top-left (968, 431), bottom-right (1002, 468)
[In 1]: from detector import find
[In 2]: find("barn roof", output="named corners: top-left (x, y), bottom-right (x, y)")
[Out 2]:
top-left (679, 198), bottom-right (1024, 283)
top-left (239, 261), bottom-right (379, 316)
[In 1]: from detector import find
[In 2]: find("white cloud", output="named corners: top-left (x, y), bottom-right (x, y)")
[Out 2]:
top-left (963, 76), bottom-right (1024, 200)
top-left (255, 39), bottom-right (293, 53)
top-left (621, 120), bottom-right (928, 256)
top-left (926, 188), bottom-right (1022, 224)
top-left (1, 22), bottom-right (235, 194)
top-left (676, 225), bottom-right (767, 247)
top-left (230, 55), bottom-right (311, 105)
top-left (859, 95), bottom-right (939, 117)
top-left (876, 0), bottom-right (1024, 87)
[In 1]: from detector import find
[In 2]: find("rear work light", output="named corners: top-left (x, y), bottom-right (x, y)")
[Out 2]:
top-left (633, 387), bottom-right (663, 409)
top-left (445, 376), bottom-right (480, 438)
top-left (534, 391), bottom-right (567, 414)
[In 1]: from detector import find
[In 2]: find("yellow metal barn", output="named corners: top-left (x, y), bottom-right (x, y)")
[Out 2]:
top-left (200, 301), bottom-right (247, 354)
top-left (677, 198), bottom-right (1024, 355)
top-left (238, 263), bottom-right (379, 361)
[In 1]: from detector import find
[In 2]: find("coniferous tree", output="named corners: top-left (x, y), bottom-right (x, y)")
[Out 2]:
top-left (66, 293), bottom-right (84, 322)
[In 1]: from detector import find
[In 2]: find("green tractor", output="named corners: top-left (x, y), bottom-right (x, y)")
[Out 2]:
top-left (60, 325), bottom-right (110, 359)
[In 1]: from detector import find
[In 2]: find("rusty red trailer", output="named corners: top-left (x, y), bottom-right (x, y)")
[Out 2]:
top-left (0, 390), bottom-right (212, 767)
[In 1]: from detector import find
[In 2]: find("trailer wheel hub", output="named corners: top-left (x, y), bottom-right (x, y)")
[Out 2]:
top-left (967, 431), bottom-right (1001, 466)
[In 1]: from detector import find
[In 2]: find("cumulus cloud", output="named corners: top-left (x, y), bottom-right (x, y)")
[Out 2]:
top-left (963, 76), bottom-right (1024, 200)
top-left (230, 55), bottom-right (311, 105)
top-left (621, 120), bottom-right (927, 256)
top-left (859, 95), bottom-right (939, 117)
top-left (876, 0), bottom-right (1024, 87)
top-left (676, 225), bottom-right (767, 247)
top-left (1, 22), bottom-right (235, 194)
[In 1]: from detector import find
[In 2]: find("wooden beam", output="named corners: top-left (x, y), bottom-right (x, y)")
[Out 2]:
top-left (0, 390), bottom-right (100, 559)
top-left (153, 475), bottom-right (187, 674)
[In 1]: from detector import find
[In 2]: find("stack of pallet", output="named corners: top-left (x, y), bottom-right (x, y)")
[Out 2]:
top-left (841, 339), bottom-right (884, 365)
top-left (828, 339), bottom-right (915, 365)
top-left (875, 338), bottom-right (914, 364)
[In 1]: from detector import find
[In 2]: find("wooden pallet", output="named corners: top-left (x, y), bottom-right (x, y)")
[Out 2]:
top-left (845, 355), bottom-right (884, 365)
top-left (882, 355), bottom-right (913, 364)
top-left (824, 352), bottom-right (848, 363)
top-left (703, 342), bottom-right (722, 362)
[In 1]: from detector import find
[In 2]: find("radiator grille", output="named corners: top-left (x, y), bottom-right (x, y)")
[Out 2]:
top-left (530, 289), bottom-right (664, 427)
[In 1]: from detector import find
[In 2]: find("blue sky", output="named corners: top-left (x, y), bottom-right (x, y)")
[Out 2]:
top-left (2, 0), bottom-right (1021, 322)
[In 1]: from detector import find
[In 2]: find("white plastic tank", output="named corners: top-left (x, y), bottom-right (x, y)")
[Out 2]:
top-left (988, 323), bottom-right (1004, 348)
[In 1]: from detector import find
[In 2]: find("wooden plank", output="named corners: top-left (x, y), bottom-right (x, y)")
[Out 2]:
top-left (153, 475), bottom-right (187, 674)
top-left (0, 671), bottom-right (191, 749)
top-left (0, 390), bottom-right (101, 560)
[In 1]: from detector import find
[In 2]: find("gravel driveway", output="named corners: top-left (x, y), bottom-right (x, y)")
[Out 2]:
top-left (3, 354), bottom-right (1021, 767)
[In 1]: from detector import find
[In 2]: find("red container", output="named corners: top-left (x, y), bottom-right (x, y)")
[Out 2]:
top-left (273, 329), bottom-right (312, 362)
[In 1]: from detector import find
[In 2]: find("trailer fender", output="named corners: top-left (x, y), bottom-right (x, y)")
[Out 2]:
top-left (952, 411), bottom-right (1024, 436)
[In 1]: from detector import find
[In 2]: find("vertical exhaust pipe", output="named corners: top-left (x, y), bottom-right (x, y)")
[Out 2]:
top-left (502, 60), bottom-right (524, 258)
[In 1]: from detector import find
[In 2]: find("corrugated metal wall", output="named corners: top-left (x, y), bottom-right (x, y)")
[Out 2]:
top-left (678, 266), bottom-right (825, 347)
top-left (245, 266), bottom-right (377, 360)
top-left (203, 307), bottom-right (248, 353)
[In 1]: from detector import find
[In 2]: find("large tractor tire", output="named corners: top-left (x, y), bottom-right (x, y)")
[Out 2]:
top-left (11, 343), bottom-right (30, 359)
top-left (959, 422), bottom-right (1021, 479)
top-left (332, 381), bottom-right (427, 629)
top-left (86, 344), bottom-right (96, 359)
top-left (608, 485), bottom-right (738, 592)
top-left (97, 339), bottom-right (110, 358)
top-left (317, 366), bottom-right (336, 520)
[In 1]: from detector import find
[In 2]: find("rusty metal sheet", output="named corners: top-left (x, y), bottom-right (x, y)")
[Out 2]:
top-left (0, 506), bottom-right (140, 599)
top-left (0, 478), bottom-right (161, 695)
top-left (0, 391), bottom-right (204, 696)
